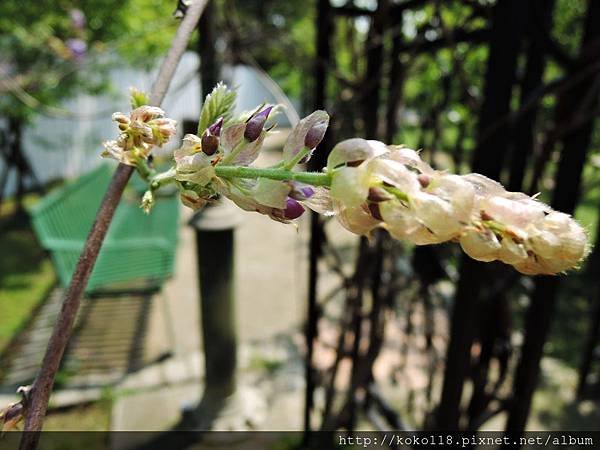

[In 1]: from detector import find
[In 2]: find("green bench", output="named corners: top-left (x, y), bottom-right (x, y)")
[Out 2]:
top-left (28, 164), bottom-right (179, 293)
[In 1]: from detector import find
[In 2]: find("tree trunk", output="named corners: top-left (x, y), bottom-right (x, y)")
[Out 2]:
top-left (198, 0), bottom-right (219, 100)
top-left (305, 0), bottom-right (333, 439)
top-left (385, 26), bottom-right (406, 143)
top-left (508, 0), bottom-right (556, 192)
top-left (362, 0), bottom-right (389, 139)
top-left (505, 0), bottom-right (600, 435)
top-left (435, 0), bottom-right (528, 430)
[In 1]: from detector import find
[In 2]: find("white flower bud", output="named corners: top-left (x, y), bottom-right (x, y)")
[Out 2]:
top-left (533, 212), bottom-right (588, 263)
top-left (558, 221), bottom-right (588, 261)
top-left (529, 229), bottom-right (561, 259)
top-left (150, 117), bottom-right (177, 145)
top-left (327, 138), bottom-right (387, 170)
top-left (459, 228), bottom-right (501, 262)
top-left (462, 173), bottom-right (506, 199)
top-left (515, 256), bottom-right (571, 276)
top-left (542, 211), bottom-right (572, 232)
top-left (129, 121), bottom-right (153, 142)
top-left (112, 112), bottom-right (130, 125)
top-left (379, 200), bottom-right (420, 239)
top-left (427, 174), bottom-right (475, 223)
top-left (387, 146), bottom-right (435, 175)
top-left (130, 105), bottom-right (165, 122)
top-left (101, 140), bottom-right (122, 160)
top-left (498, 237), bottom-right (528, 265)
top-left (335, 203), bottom-right (380, 235)
top-left (480, 196), bottom-right (545, 229)
top-left (379, 199), bottom-right (442, 245)
top-left (369, 158), bottom-right (420, 195)
top-left (330, 166), bottom-right (370, 207)
top-left (410, 192), bottom-right (462, 240)
top-left (175, 134), bottom-right (203, 161)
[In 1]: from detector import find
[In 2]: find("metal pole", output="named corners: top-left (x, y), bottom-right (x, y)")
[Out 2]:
top-left (191, 201), bottom-right (240, 368)
top-left (190, 201), bottom-right (240, 401)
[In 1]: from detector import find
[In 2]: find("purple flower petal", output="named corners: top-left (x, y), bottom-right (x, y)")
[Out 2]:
top-left (70, 9), bottom-right (86, 29)
top-left (289, 183), bottom-right (315, 201)
top-left (304, 122), bottom-right (327, 149)
top-left (66, 38), bottom-right (87, 60)
top-left (244, 106), bottom-right (273, 142)
top-left (208, 117), bottom-right (224, 136)
top-left (283, 197), bottom-right (305, 219)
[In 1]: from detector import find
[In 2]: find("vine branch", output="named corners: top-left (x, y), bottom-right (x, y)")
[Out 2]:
top-left (17, 2), bottom-right (208, 448)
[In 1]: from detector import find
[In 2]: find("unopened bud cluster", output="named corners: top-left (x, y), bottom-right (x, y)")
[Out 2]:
top-left (327, 139), bottom-right (589, 275)
top-left (173, 107), bottom-right (329, 222)
top-left (102, 105), bottom-right (177, 166)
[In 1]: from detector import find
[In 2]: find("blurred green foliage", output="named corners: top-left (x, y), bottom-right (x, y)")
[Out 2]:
top-left (0, 0), bottom-right (177, 122)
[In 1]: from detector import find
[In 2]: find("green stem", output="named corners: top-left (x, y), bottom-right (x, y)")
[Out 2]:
top-left (283, 146), bottom-right (311, 170)
top-left (215, 165), bottom-right (332, 186)
top-left (136, 157), bottom-right (155, 180)
top-left (150, 167), bottom-right (176, 190)
top-left (383, 185), bottom-right (409, 202)
top-left (220, 139), bottom-right (247, 165)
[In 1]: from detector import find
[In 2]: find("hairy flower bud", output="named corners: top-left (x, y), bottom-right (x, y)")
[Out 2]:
top-left (131, 105), bottom-right (165, 123)
top-left (150, 118), bottom-right (177, 145)
top-left (244, 106), bottom-right (273, 142)
top-left (459, 228), bottom-right (501, 262)
top-left (331, 166), bottom-right (370, 207)
top-left (112, 112), bottom-right (130, 125)
top-left (411, 192), bottom-right (462, 241)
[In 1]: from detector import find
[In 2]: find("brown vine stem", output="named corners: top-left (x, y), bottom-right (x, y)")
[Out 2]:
top-left (17, 2), bottom-right (207, 448)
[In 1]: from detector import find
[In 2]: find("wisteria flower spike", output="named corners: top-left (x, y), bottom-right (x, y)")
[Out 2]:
top-left (101, 84), bottom-right (590, 275)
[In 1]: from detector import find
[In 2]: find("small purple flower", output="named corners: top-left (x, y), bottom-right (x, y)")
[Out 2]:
top-left (70, 9), bottom-right (86, 29)
top-left (244, 106), bottom-right (273, 142)
top-left (283, 197), bottom-right (305, 219)
top-left (66, 38), bottom-right (87, 61)
top-left (300, 186), bottom-right (315, 198)
top-left (289, 183), bottom-right (315, 201)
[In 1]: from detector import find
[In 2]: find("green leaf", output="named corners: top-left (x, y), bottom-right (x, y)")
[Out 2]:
top-left (198, 82), bottom-right (237, 135)
top-left (130, 88), bottom-right (150, 109)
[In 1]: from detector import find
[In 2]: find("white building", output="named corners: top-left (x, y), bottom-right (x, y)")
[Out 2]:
top-left (2, 52), bottom-right (300, 196)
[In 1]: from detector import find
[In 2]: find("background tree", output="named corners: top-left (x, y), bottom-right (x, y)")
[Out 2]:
top-left (0, 0), bottom-right (177, 216)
